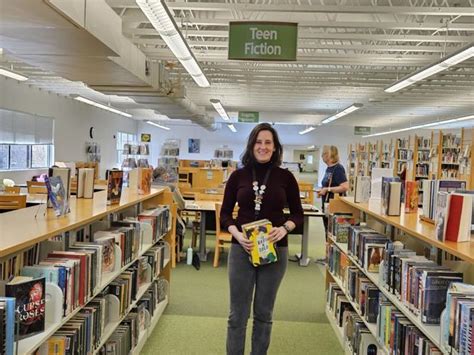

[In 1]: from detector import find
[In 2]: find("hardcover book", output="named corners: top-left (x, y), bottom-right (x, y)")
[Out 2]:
top-left (106, 169), bottom-right (124, 205)
top-left (435, 191), bottom-right (450, 242)
top-left (241, 219), bottom-right (277, 267)
top-left (404, 181), bottom-right (418, 213)
top-left (45, 175), bottom-right (69, 216)
top-left (138, 168), bottom-right (152, 195)
top-left (5, 276), bottom-right (46, 339)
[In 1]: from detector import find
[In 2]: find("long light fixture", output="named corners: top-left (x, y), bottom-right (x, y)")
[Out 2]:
top-left (147, 120), bottom-right (170, 130)
top-left (74, 96), bottom-right (132, 117)
top-left (210, 99), bottom-right (230, 121)
top-left (136, 0), bottom-right (210, 88)
top-left (307, 145), bottom-right (315, 149)
top-left (299, 126), bottom-right (316, 135)
top-left (363, 114), bottom-right (474, 138)
top-left (0, 67), bottom-right (28, 81)
top-left (321, 104), bottom-right (363, 124)
top-left (385, 43), bottom-right (474, 93)
top-left (227, 124), bottom-right (237, 133)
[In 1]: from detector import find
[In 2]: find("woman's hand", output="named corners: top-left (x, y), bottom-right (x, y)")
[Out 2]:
top-left (318, 187), bottom-right (329, 197)
top-left (267, 226), bottom-right (288, 244)
top-left (234, 231), bottom-right (254, 253)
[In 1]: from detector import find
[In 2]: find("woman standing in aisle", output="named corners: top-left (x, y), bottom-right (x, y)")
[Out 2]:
top-left (318, 145), bottom-right (350, 238)
top-left (220, 123), bottom-right (304, 355)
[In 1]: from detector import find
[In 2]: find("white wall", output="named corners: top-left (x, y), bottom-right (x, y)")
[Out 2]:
top-left (0, 76), bottom-right (138, 183)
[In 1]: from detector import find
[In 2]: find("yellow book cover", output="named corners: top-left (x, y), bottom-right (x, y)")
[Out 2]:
top-left (241, 219), bottom-right (278, 267)
top-left (47, 336), bottom-right (65, 355)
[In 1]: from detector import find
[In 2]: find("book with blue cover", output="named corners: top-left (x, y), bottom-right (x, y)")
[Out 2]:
top-left (0, 297), bottom-right (16, 355)
top-left (45, 175), bottom-right (69, 216)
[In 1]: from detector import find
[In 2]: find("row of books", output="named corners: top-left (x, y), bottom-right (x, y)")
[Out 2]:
top-left (123, 143), bottom-right (149, 156)
top-left (138, 206), bottom-right (171, 243)
top-left (434, 189), bottom-right (474, 243)
top-left (0, 244), bottom-right (40, 281)
top-left (0, 297), bottom-right (15, 355)
top-left (422, 179), bottom-right (466, 221)
top-left (417, 150), bottom-right (430, 162)
top-left (441, 150), bottom-right (461, 164)
top-left (442, 134), bottom-right (461, 148)
top-left (397, 138), bottom-right (409, 149)
top-left (327, 282), bottom-right (381, 354)
top-left (440, 168), bottom-right (460, 180)
top-left (37, 277), bottom-right (168, 355)
top-left (415, 164), bottom-right (430, 177)
top-left (397, 149), bottom-right (412, 160)
top-left (417, 137), bottom-right (431, 149)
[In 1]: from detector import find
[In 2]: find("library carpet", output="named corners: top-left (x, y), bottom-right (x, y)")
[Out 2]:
top-left (142, 217), bottom-right (343, 354)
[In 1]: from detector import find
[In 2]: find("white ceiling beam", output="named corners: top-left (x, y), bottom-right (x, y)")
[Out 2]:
top-left (110, 1), bottom-right (474, 16)
top-left (124, 27), bottom-right (474, 43)
top-left (133, 38), bottom-right (456, 53)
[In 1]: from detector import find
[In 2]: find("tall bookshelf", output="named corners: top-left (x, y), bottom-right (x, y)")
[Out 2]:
top-left (0, 188), bottom-right (176, 354)
top-left (413, 133), bottom-right (432, 206)
top-left (347, 144), bottom-right (356, 194)
top-left (437, 129), bottom-right (464, 180)
top-left (325, 196), bottom-right (474, 355)
top-left (356, 143), bottom-right (368, 177)
top-left (381, 139), bottom-right (393, 170)
top-left (394, 135), bottom-right (411, 177)
top-left (367, 140), bottom-right (380, 177)
top-left (460, 129), bottom-right (473, 189)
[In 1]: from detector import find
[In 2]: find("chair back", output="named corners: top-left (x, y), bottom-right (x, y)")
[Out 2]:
top-left (195, 192), bottom-right (223, 202)
top-left (27, 181), bottom-right (47, 194)
top-left (215, 202), bottom-right (223, 235)
top-left (5, 186), bottom-right (20, 194)
top-left (0, 195), bottom-right (27, 210)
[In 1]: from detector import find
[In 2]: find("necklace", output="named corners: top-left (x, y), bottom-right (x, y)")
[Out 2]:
top-left (252, 166), bottom-right (272, 219)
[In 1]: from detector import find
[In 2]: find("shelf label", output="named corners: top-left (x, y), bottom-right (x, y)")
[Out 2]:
top-left (228, 22), bottom-right (298, 61)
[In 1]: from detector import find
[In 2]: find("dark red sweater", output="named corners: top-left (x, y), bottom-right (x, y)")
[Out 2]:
top-left (220, 162), bottom-right (304, 247)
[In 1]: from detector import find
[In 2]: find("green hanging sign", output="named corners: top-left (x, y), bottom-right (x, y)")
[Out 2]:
top-left (228, 22), bottom-right (298, 61)
top-left (238, 112), bottom-right (260, 123)
top-left (354, 126), bottom-right (372, 135)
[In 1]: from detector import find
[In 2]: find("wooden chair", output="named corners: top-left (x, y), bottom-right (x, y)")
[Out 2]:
top-left (0, 195), bottom-right (27, 210)
top-left (27, 181), bottom-right (47, 194)
top-left (4, 186), bottom-right (20, 194)
top-left (213, 202), bottom-right (232, 267)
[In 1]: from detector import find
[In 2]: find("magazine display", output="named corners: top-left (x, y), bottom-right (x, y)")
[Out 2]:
top-left (241, 219), bottom-right (277, 267)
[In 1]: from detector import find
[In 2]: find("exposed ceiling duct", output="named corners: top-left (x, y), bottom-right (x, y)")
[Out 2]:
top-left (0, 0), bottom-right (215, 130)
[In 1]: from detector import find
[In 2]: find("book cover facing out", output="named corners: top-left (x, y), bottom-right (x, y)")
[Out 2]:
top-left (241, 219), bottom-right (277, 267)
top-left (5, 277), bottom-right (46, 338)
top-left (106, 169), bottom-right (124, 205)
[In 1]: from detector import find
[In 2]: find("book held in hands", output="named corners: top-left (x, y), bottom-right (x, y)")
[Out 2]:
top-left (241, 219), bottom-right (278, 267)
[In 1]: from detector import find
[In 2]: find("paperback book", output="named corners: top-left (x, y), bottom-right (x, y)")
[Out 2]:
top-left (241, 219), bottom-right (277, 267)
top-left (106, 169), bottom-right (124, 205)
top-left (45, 175), bottom-right (69, 216)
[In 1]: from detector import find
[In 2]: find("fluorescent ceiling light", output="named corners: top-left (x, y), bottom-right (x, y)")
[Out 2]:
top-left (385, 43), bottom-right (474, 93)
top-left (146, 120), bottom-right (171, 130)
top-left (307, 145), bottom-right (315, 149)
top-left (210, 99), bottom-right (230, 121)
top-left (74, 96), bottom-right (132, 117)
top-left (363, 114), bottom-right (474, 138)
top-left (136, 0), bottom-right (210, 88)
top-left (299, 126), bottom-right (316, 135)
top-left (321, 104), bottom-right (363, 124)
top-left (0, 67), bottom-right (28, 81)
top-left (227, 124), bottom-right (237, 133)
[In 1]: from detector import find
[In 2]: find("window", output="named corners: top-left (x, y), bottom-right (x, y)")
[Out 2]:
top-left (0, 145), bottom-right (9, 170)
top-left (10, 145), bottom-right (29, 170)
top-left (116, 131), bottom-right (137, 164)
top-left (31, 145), bottom-right (50, 168)
top-left (0, 144), bottom-right (53, 171)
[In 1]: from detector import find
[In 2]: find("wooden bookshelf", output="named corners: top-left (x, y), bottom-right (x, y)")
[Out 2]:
top-left (332, 196), bottom-right (474, 263)
top-left (381, 139), bottom-right (393, 170)
top-left (437, 129), bottom-right (464, 180)
top-left (413, 133), bottom-right (432, 206)
top-left (347, 144), bottom-right (356, 194)
top-left (356, 143), bottom-right (368, 177)
top-left (367, 140), bottom-right (380, 177)
top-left (394, 135), bottom-right (411, 177)
top-left (0, 187), bottom-right (176, 354)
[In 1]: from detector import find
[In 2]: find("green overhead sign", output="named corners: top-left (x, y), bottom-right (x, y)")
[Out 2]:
top-left (238, 112), bottom-right (260, 123)
top-left (354, 126), bottom-right (372, 135)
top-left (228, 22), bottom-right (298, 61)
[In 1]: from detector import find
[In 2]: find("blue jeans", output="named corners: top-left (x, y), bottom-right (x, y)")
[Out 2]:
top-left (227, 243), bottom-right (288, 355)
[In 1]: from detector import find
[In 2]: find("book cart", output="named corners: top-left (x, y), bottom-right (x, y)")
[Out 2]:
top-left (324, 195), bottom-right (474, 355)
top-left (0, 187), bottom-right (176, 354)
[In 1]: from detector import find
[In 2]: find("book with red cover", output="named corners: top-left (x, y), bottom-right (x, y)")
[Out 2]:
top-left (47, 251), bottom-right (88, 305)
top-left (138, 168), bottom-right (152, 195)
top-left (445, 194), bottom-right (463, 242)
top-left (404, 181), bottom-right (418, 213)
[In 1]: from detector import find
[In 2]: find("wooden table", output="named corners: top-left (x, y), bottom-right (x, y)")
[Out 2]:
top-left (184, 201), bottom-right (324, 266)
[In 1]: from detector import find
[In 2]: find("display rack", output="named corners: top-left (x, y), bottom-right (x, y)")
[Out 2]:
top-left (325, 196), bottom-right (474, 354)
top-left (0, 187), bottom-right (176, 354)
